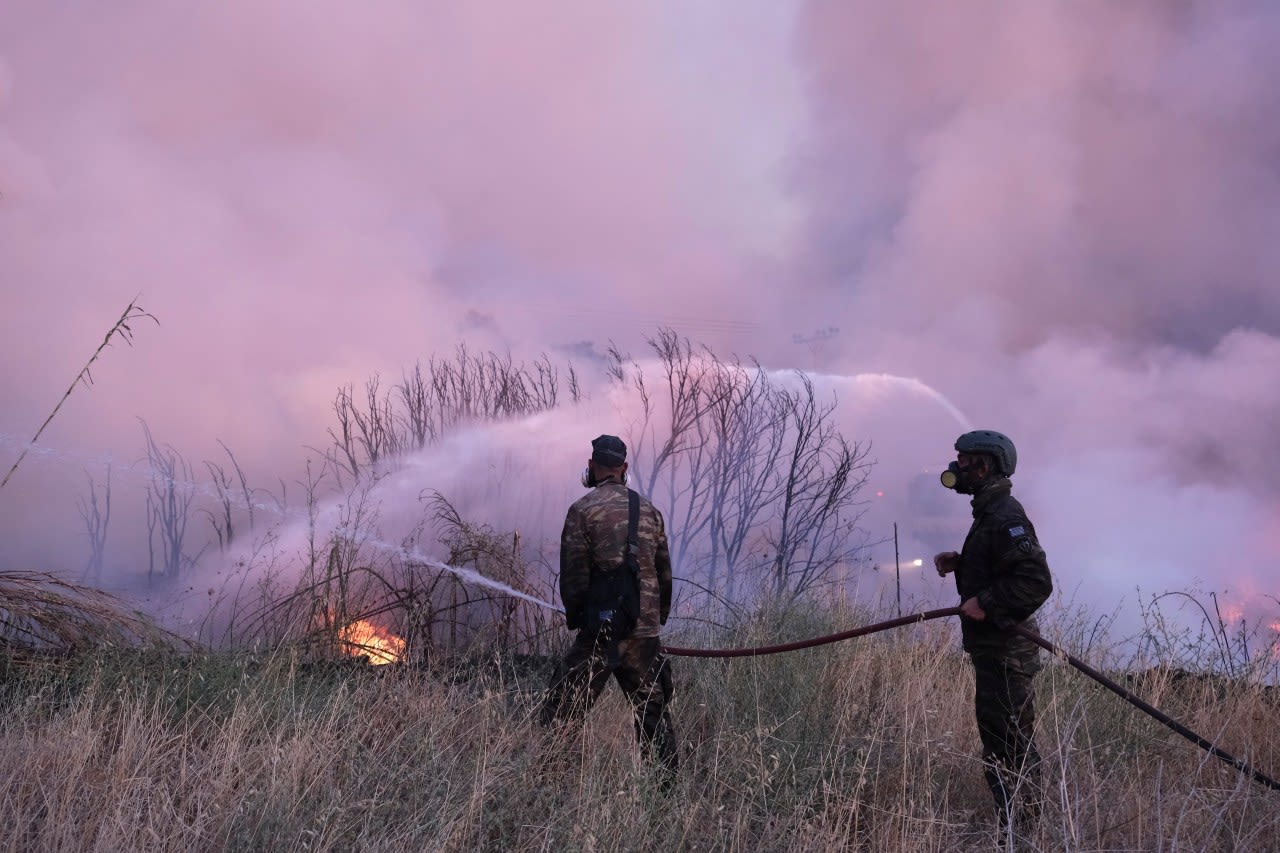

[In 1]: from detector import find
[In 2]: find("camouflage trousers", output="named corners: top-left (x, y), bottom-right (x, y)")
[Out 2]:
top-left (972, 652), bottom-right (1043, 828)
top-left (539, 632), bottom-right (678, 774)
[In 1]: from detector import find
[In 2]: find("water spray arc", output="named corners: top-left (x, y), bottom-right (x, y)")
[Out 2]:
top-left (364, 538), bottom-right (563, 613)
top-left (847, 373), bottom-right (972, 430)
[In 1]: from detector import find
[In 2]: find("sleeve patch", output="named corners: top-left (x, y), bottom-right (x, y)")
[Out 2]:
top-left (1008, 525), bottom-right (1026, 537)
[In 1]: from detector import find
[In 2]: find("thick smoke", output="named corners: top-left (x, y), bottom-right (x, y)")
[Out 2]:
top-left (783, 1), bottom-right (1280, 637)
top-left (1, 2), bottom-right (1276, 648)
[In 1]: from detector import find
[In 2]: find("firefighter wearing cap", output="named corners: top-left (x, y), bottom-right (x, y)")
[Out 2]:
top-left (539, 434), bottom-right (678, 778)
top-left (934, 429), bottom-right (1053, 836)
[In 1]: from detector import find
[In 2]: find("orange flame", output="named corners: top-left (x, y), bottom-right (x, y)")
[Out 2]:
top-left (339, 618), bottom-right (406, 665)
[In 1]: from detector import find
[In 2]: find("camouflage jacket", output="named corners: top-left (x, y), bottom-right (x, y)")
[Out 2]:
top-left (559, 478), bottom-right (672, 639)
top-left (954, 478), bottom-right (1053, 657)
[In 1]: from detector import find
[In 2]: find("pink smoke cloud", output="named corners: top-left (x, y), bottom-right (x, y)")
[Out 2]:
top-left (0, 1), bottom-right (1275, 649)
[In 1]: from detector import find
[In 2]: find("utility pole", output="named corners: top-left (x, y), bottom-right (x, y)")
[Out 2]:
top-left (791, 326), bottom-right (840, 372)
top-left (893, 522), bottom-right (902, 618)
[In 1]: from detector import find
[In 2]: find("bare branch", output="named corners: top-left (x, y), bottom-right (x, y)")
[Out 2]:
top-left (2, 297), bottom-right (157, 489)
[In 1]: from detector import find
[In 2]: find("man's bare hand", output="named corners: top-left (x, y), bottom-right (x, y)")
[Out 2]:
top-left (960, 596), bottom-right (986, 621)
top-left (933, 551), bottom-right (960, 577)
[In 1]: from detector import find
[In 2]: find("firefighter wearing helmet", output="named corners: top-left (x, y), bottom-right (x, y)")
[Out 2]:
top-left (934, 429), bottom-right (1053, 839)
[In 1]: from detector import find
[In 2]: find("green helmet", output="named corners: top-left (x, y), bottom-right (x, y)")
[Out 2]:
top-left (955, 430), bottom-right (1017, 476)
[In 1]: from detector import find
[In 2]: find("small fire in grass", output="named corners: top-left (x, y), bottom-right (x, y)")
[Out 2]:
top-left (339, 618), bottom-right (406, 665)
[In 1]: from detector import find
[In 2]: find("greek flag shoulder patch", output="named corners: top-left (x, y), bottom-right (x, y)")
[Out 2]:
top-left (1008, 525), bottom-right (1026, 537)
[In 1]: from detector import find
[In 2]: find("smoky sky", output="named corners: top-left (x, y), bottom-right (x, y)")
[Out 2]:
top-left (1, 2), bottom-right (1277, 641)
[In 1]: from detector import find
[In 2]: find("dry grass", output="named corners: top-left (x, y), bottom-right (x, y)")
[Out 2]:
top-left (0, 571), bottom-right (191, 661)
top-left (1, 605), bottom-right (1277, 852)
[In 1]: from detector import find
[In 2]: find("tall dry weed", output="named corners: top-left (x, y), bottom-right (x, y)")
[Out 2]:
top-left (1, 603), bottom-right (1277, 851)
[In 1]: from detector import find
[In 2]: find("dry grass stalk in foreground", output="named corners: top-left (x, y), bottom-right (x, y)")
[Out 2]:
top-left (1, 607), bottom-right (1277, 852)
top-left (0, 297), bottom-right (155, 489)
top-left (0, 570), bottom-right (189, 659)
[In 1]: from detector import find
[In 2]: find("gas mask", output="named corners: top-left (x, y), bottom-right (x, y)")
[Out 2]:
top-left (939, 461), bottom-right (980, 495)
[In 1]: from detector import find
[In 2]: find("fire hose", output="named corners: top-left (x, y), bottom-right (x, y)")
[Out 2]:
top-left (663, 606), bottom-right (1280, 792)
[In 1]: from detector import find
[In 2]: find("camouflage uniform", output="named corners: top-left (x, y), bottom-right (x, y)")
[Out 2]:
top-left (539, 477), bottom-right (678, 774)
top-left (953, 477), bottom-right (1053, 826)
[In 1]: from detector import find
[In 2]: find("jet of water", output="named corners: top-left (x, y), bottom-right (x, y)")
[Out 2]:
top-left (847, 373), bottom-right (973, 429)
top-left (365, 537), bottom-right (565, 613)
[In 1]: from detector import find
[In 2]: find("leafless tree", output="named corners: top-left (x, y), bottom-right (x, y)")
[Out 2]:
top-left (77, 469), bottom-right (111, 584)
top-left (421, 346), bottom-right (568, 434)
top-left (141, 421), bottom-right (202, 581)
top-left (620, 329), bottom-right (723, 503)
top-left (329, 376), bottom-right (402, 479)
top-left (398, 361), bottom-right (433, 451)
top-left (612, 330), bottom-right (875, 610)
top-left (329, 346), bottom-right (579, 478)
top-left (201, 440), bottom-right (254, 552)
top-left (764, 374), bottom-right (874, 600)
top-left (692, 361), bottom-right (790, 602)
